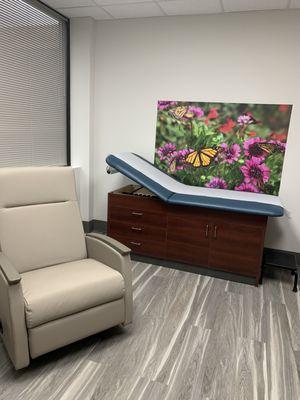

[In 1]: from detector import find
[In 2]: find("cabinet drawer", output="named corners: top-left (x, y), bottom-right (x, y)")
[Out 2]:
top-left (109, 206), bottom-right (167, 228)
top-left (110, 234), bottom-right (166, 259)
top-left (109, 220), bottom-right (166, 242)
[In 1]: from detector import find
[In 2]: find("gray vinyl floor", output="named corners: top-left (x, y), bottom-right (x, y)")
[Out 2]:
top-left (0, 262), bottom-right (300, 400)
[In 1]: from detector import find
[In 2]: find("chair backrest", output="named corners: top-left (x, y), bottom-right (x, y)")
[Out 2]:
top-left (0, 167), bottom-right (87, 273)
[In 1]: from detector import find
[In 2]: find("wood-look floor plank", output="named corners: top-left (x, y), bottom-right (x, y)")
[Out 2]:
top-left (295, 350), bottom-right (300, 381)
top-left (195, 292), bottom-right (243, 400)
top-left (0, 343), bottom-right (11, 379)
top-left (127, 376), bottom-right (168, 400)
top-left (280, 270), bottom-right (300, 351)
top-left (262, 301), bottom-right (300, 400)
top-left (0, 336), bottom-right (98, 400)
top-left (227, 282), bottom-right (265, 342)
top-left (161, 325), bottom-right (210, 399)
top-left (89, 272), bottom-right (201, 398)
top-left (234, 338), bottom-right (267, 400)
top-left (132, 263), bottom-right (156, 290)
top-left (191, 275), bottom-right (229, 329)
top-left (139, 275), bottom-right (200, 381)
top-left (0, 261), bottom-right (299, 400)
top-left (51, 361), bottom-right (103, 400)
top-left (262, 268), bottom-right (284, 304)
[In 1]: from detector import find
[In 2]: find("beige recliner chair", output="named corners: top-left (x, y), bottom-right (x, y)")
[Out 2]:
top-left (0, 166), bottom-right (132, 369)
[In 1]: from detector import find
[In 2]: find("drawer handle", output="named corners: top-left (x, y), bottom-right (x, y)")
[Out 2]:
top-left (213, 225), bottom-right (218, 239)
top-left (205, 224), bottom-right (209, 238)
top-left (132, 211), bottom-right (143, 216)
top-left (131, 226), bottom-right (142, 231)
top-left (130, 241), bottom-right (141, 246)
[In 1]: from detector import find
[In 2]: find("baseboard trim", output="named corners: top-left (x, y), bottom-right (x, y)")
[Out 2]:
top-left (132, 254), bottom-right (257, 285)
top-left (82, 220), bottom-right (94, 233)
top-left (93, 220), bottom-right (107, 233)
top-left (82, 219), bottom-right (107, 234)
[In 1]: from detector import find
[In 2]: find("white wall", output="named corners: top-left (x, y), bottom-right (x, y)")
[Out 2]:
top-left (70, 17), bottom-right (95, 222)
top-left (91, 10), bottom-right (300, 252)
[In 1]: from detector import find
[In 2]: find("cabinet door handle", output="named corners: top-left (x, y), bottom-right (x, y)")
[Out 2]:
top-left (131, 226), bottom-right (142, 231)
top-left (132, 211), bottom-right (143, 216)
top-left (130, 241), bottom-right (141, 246)
top-left (205, 224), bottom-right (209, 238)
top-left (213, 225), bottom-right (218, 239)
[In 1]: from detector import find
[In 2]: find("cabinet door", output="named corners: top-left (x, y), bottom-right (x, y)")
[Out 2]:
top-left (209, 220), bottom-right (265, 277)
top-left (167, 211), bottom-right (210, 267)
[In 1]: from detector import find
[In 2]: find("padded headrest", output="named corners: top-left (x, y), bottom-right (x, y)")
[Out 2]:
top-left (0, 166), bottom-right (77, 208)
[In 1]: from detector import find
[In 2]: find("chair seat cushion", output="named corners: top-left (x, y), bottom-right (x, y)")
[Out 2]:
top-left (21, 259), bottom-right (125, 328)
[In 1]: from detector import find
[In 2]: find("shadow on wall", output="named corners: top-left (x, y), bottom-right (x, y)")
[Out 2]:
top-left (266, 216), bottom-right (300, 252)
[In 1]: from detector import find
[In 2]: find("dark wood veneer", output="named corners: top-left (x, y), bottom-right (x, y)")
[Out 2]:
top-left (108, 185), bottom-right (268, 285)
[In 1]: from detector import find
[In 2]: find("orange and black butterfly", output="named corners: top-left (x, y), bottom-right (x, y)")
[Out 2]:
top-left (169, 106), bottom-right (193, 120)
top-left (257, 142), bottom-right (278, 156)
top-left (185, 148), bottom-right (218, 168)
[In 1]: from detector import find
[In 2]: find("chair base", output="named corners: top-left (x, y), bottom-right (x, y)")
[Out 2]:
top-left (28, 298), bottom-right (125, 359)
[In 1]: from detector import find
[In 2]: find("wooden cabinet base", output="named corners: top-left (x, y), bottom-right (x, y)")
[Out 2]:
top-left (108, 185), bottom-right (267, 285)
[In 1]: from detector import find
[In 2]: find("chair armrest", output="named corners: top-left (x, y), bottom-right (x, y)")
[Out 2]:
top-left (85, 235), bottom-right (133, 325)
top-left (0, 253), bottom-right (21, 285)
top-left (86, 233), bottom-right (131, 255)
top-left (0, 253), bottom-right (29, 369)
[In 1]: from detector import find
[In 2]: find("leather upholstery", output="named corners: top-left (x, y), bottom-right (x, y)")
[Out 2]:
top-left (0, 265), bottom-right (30, 369)
top-left (0, 166), bottom-right (77, 208)
top-left (0, 166), bottom-right (133, 369)
top-left (0, 253), bottom-right (21, 285)
top-left (22, 259), bottom-right (124, 328)
top-left (0, 201), bottom-right (86, 273)
top-left (86, 235), bottom-right (133, 325)
top-left (28, 299), bottom-right (125, 358)
top-left (87, 233), bottom-right (131, 255)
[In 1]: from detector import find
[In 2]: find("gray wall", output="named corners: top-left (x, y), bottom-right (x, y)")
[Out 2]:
top-left (73, 10), bottom-right (300, 252)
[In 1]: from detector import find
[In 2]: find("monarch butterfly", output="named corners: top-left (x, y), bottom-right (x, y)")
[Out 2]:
top-left (185, 148), bottom-right (218, 168)
top-left (257, 142), bottom-right (276, 155)
top-left (169, 106), bottom-right (192, 120)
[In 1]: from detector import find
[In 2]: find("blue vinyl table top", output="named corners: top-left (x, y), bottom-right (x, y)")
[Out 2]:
top-left (106, 153), bottom-right (284, 217)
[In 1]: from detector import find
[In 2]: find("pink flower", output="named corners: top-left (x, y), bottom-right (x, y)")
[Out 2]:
top-left (187, 106), bottom-right (204, 119)
top-left (240, 159), bottom-right (270, 186)
top-left (157, 101), bottom-right (177, 110)
top-left (237, 112), bottom-right (258, 126)
top-left (168, 148), bottom-right (193, 172)
top-left (243, 137), bottom-right (267, 162)
top-left (219, 143), bottom-right (241, 164)
top-left (156, 142), bottom-right (176, 161)
top-left (235, 182), bottom-right (260, 193)
top-left (205, 177), bottom-right (228, 190)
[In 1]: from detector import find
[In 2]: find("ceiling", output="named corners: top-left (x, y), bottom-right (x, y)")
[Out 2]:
top-left (42, 0), bottom-right (300, 20)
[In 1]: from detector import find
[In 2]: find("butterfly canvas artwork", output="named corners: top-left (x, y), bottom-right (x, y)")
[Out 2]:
top-left (155, 101), bottom-right (292, 195)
